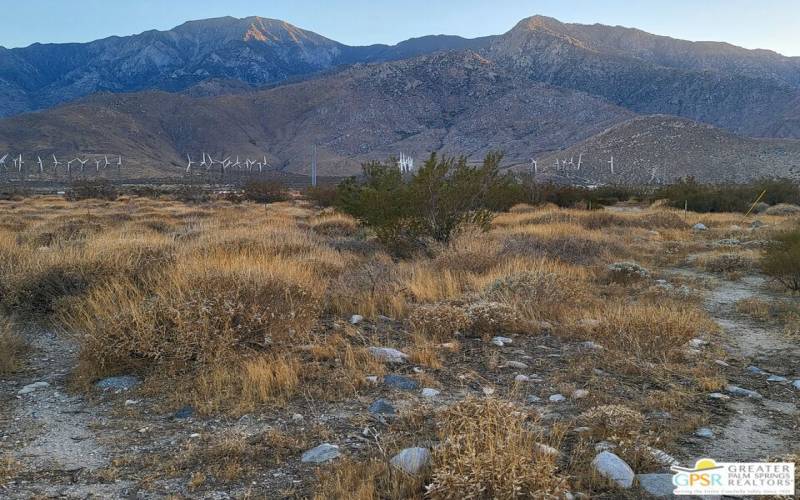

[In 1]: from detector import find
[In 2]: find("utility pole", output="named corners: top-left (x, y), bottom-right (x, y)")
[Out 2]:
top-left (311, 144), bottom-right (318, 187)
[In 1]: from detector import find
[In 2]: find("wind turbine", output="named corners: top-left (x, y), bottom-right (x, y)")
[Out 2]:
top-left (530, 159), bottom-right (538, 176)
top-left (16, 154), bottom-right (24, 173)
top-left (608, 156), bottom-right (615, 175)
top-left (52, 154), bottom-right (62, 171)
top-left (104, 155), bottom-right (111, 169)
top-left (37, 156), bottom-right (45, 174)
top-left (186, 154), bottom-right (196, 174)
top-left (77, 157), bottom-right (88, 172)
top-left (0, 154), bottom-right (8, 170)
top-left (231, 156), bottom-right (241, 170)
top-left (66, 158), bottom-right (76, 175)
top-left (117, 156), bottom-right (123, 169)
top-left (200, 153), bottom-right (209, 170)
top-left (576, 153), bottom-right (583, 171)
top-left (94, 158), bottom-right (102, 172)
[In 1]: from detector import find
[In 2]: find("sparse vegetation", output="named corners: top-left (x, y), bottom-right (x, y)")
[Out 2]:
top-left (0, 319), bottom-right (26, 374)
top-left (762, 228), bottom-right (800, 291)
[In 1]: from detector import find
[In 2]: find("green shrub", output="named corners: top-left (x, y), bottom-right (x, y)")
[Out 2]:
top-left (336, 153), bottom-right (510, 256)
top-left (655, 178), bottom-right (800, 213)
top-left (762, 229), bottom-right (800, 292)
top-left (66, 180), bottom-right (118, 201)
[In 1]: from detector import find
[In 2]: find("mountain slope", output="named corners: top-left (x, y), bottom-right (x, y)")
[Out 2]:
top-left (0, 52), bottom-right (633, 178)
top-left (536, 116), bottom-right (800, 184)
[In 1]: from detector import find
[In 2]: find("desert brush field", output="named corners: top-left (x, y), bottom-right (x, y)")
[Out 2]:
top-left (0, 193), bottom-right (798, 498)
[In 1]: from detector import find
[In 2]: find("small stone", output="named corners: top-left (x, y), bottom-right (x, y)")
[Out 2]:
top-left (688, 338), bottom-right (708, 348)
top-left (579, 341), bottom-right (603, 351)
top-left (572, 389), bottom-right (589, 399)
top-left (390, 447), bottom-right (431, 475)
top-left (595, 441), bottom-right (616, 452)
top-left (17, 381), bottom-right (50, 395)
top-left (95, 376), bottom-right (140, 392)
top-left (646, 447), bottom-right (678, 467)
top-left (383, 375), bottom-right (418, 391)
top-left (726, 384), bottom-right (763, 400)
top-left (695, 427), bottom-right (714, 438)
top-left (692, 223), bottom-right (708, 231)
top-left (637, 473), bottom-right (676, 497)
top-left (793, 380), bottom-right (800, 390)
top-left (714, 359), bottom-right (730, 367)
top-left (301, 443), bottom-right (341, 463)
top-left (350, 314), bottom-right (364, 325)
top-left (708, 392), bottom-right (731, 400)
top-left (549, 394), bottom-right (566, 403)
top-left (189, 433), bottom-right (201, 438)
top-left (501, 361), bottom-right (528, 369)
top-left (591, 451), bottom-right (634, 488)
top-left (412, 367), bottom-right (424, 374)
top-left (174, 406), bottom-right (194, 419)
top-left (368, 399), bottom-right (396, 415)
top-left (535, 443), bottom-right (560, 457)
top-left (526, 395), bottom-right (542, 404)
top-left (421, 388), bottom-right (440, 398)
top-left (514, 374), bottom-right (531, 383)
top-left (368, 347), bottom-right (409, 364)
top-left (292, 413), bottom-right (304, 422)
top-left (767, 375), bottom-right (788, 383)
top-left (573, 426), bottom-right (591, 434)
top-left (124, 399), bottom-right (138, 406)
top-left (747, 365), bottom-right (766, 374)
top-left (492, 336), bottom-right (513, 346)
top-left (482, 387), bottom-right (496, 396)
top-left (750, 220), bottom-right (766, 229)
top-left (365, 376), bottom-right (379, 384)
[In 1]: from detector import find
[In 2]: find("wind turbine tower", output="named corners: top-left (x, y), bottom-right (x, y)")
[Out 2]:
top-left (311, 144), bottom-right (318, 187)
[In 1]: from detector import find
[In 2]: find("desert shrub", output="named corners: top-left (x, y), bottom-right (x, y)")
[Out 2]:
top-left (326, 254), bottom-right (403, 318)
top-left (637, 211), bottom-right (688, 229)
top-left (700, 252), bottom-right (756, 274)
top-left (17, 218), bottom-right (103, 247)
top-left (500, 232), bottom-right (618, 265)
top-left (463, 301), bottom-right (527, 337)
top-left (518, 179), bottom-right (646, 209)
top-left (762, 229), bottom-right (800, 291)
top-left (174, 185), bottom-right (212, 203)
top-left (578, 211), bottom-right (630, 230)
top-left (483, 270), bottom-right (575, 305)
top-left (66, 180), bottom-right (118, 201)
top-left (336, 153), bottom-right (510, 256)
top-left (242, 180), bottom-right (289, 204)
top-left (408, 303), bottom-right (471, 341)
top-left (579, 405), bottom-right (645, 438)
top-left (314, 458), bottom-right (425, 500)
top-left (433, 230), bottom-right (501, 275)
top-left (735, 298), bottom-right (772, 321)
top-left (607, 261), bottom-right (651, 283)
top-left (656, 178), bottom-right (800, 213)
top-left (0, 319), bottom-right (26, 375)
top-left (765, 203), bottom-right (800, 216)
top-left (428, 398), bottom-right (566, 498)
top-left (310, 213), bottom-right (359, 237)
top-left (304, 185), bottom-right (339, 208)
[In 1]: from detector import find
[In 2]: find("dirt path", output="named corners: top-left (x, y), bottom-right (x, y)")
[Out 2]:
top-left (0, 326), bottom-right (135, 498)
top-left (669, 269), bottom-right (800, 464)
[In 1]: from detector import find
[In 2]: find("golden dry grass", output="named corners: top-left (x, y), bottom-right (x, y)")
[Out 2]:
top-left (0, 319), bottom-right (26, 375)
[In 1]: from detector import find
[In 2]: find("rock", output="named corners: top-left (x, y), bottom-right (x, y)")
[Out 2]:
top-left (695, 427), bottom-right (714, 438)
top-left (767, 375), bottom-right (788, 383)
top-left (607, 261), bottom-right (650, 280)
top-left (368, 347), bottom-right (409, 364)
top-left (95, 375), bottom-right (140, 392)
top-left (301, 443), bottom-right (341, 463)
top-left (725, 384), bottom-right (763, 400)
top-left (17, 381), bottom-right (50, 395)
top-left (383, 375), bottom-right (418, 391)
top-left (368, 399), bottom-right (396, 415)
top-left (688, 338), bottom-right (708, 348)
top-left (482, 387), bottom-right (495, 396)
top-left (526, 395), bottom-right (542, 404)
top-left (174, 406), bottom-right (194, 419)
top-left (501, 361), bottom-right (528, 369)
top-left (579, 341), bottom-right (603, 351)
top-left (514, 374), bottom-right (531, 383)
top-left (595, 441), bottom-right (616, 452)
top-left (549, 394), bottom-right (566, 403)
top-left (646, 447), bottom-right (678, 467)
top-left (729, 224), bottom-right (742, 231)
top-left (750, 220), bottom-right (766, 229)
top-left (492, 336), bottom-right (513, 346)
top-left (591, 451), bottom-right (635, 488)
top-left (573, 426), bottom-right (591, 434)
top-left (714, 359), bottom-right (730, 367)
top-left (793, 380), bottom-right (800, 390)
top-left (535, 443), bottom-right (561, 457)
top-left (746, 365), bottom-right (766, 374)
top-left (692, 223), bottom-right (708, 231)
top-left (421, 388), bottom-right (440, 398)
top-left (390, 447), bottom-right (431, 475)
top-left (708, 392), bottom-right (731, 400)
top-left (637, 473), bottom-right (676, 497)
top-left (365, 376), bottom-right (379, 384)
top-left (572, 389), bottom-right (589, 399)
top-left (292, 413), bottom-right (304, 422)
top-left (765, 203), bottom-right (800, 216)
top-left (350, 314), bottom-right (364, 325)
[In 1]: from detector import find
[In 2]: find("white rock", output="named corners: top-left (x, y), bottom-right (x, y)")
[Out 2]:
top-left (390, 447), bottom-right (431, 475)
top-left (535, 443), bottom-right (561, 457)
top-left (767, 375), bottom-right (788, 383)
top-left (725, 384), bottom-right (763, 400)
top-left (646, 446), bottom-right (678, 467)
top-left (695, 427), bottom-right (714, 438)
top-left (17, 381), bottom-right (50, 395)
top-left (595, 441), bottom-right (616, 452)
top-left (301, 443), bottom-right (341, 463)
top-left (688, 338), bottom-right (708, 348)
top-left (292, 413), bottom-right (304, 422)
top-left (421, 388), bottom-right (440, 398)
top-left (365, 376), bottom-right (379, 384)
top-left (692, 223), bottom-right (708, 231)
top-left (638, 473), bottom-right (676, 497)
top-left (514, 374), bottom-right (531, 383)
top-left (367, 347), bottom-right (409, 364)
top-left (793, 380), bottom-right (800, 390)
top-left (714, 359), bottom-right (730, 367)
top-left (492, 336), bottom-right (513, 347)
top-left (591, 451), bottom-right (634, 488)
top-left (350, 315), bottom-right (364, 325)
top-left (502, 361), bottom-right (529, 369)
top-left (572, 389), bottom-right (589, 399)
top-left (549, 394), bottom-right (566, 403)
top-left (708, 392), bottom-right (730, 400)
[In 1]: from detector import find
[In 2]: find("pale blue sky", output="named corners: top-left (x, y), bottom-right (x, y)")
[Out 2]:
top-left (1, 0), bottom-right (798, 56)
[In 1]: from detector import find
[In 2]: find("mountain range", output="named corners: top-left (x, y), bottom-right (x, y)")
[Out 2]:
top-left (1, 15), bottom-right (799, 182)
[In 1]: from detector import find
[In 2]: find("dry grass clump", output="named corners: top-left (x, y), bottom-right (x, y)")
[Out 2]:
top-left (463, 301), bottom-right (528, 337)
top-left (0, 319), bottom-right (26, 375)
top-left (696, 251), bottom-right (758, 274)
top-left (326, 254), bottom-right (406, 318)
top-left (735, 298), bottom-right (772, 321)
top-left (498, 224), bottom-right (623, 265)
top-left (408, 303), bottom-right (470, 341)
top-left (433, 230), bottom-right (502, 275)
top-left (428, 398), bottom-right (566, 498)
top-left (0, 454), bottom-right (19, 486)
top-left (310, 212), bottom-right (359, 237)
top-left (579, 405), bottom-right (645, 439)
top-left (764, 203), bottom-right (800, 216)
top-left (314, 458), bottom-right (426, 500)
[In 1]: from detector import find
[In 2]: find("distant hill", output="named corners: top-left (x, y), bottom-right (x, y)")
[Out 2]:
top-left (536, 116), bottom-right (800, 184)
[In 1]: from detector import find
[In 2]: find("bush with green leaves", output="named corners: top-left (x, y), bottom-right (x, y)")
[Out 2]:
top-left (762, 229), bottom-right (800, 292)
top-left (336, 152), bottom-right (512, 255)
top-left (242, 180), bottom-right (289, 204)
top-left (66, 180), bottom-right (118, 201)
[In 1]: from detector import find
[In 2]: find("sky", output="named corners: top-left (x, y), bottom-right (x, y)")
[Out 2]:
top-left (1, 0), bottom-right (799, 56)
